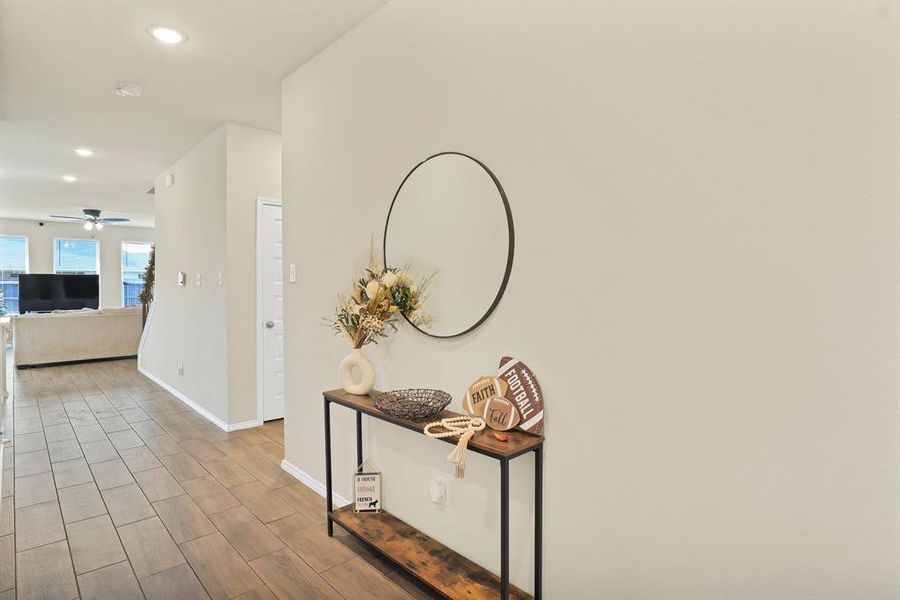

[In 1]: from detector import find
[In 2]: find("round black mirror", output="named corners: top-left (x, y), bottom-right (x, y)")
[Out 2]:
top-left (383, 152), bottom-right (514, 338)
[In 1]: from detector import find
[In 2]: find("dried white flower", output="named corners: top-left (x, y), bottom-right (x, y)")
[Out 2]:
top-left (365, 280), bottom-right (381, 299)
top-left (380, 271), bottom-right (398, 288)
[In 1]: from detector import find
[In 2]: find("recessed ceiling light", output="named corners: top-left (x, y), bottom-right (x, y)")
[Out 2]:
top-left (61, 175), bottom-right (78, 183)
top-left (74, 147), bottom-right (93, 157)
top-left (115, 82), bottom-right (143, 97)
top-left (149, 26), bottom-right (187, 45)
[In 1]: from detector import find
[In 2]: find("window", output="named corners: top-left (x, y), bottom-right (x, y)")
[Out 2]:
top-left (54, 239), bottom-right (99, 275)
top-left (0, 235), bottom-right (28, 314)
top-left (121, 242), bottom-right (152, 307)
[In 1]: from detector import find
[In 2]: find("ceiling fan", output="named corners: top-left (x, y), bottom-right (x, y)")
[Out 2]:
top-left (49, 208), bottom-right (130, 231)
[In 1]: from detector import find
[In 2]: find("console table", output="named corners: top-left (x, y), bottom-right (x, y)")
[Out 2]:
top-left (323, 389), bottom-right (543, 600)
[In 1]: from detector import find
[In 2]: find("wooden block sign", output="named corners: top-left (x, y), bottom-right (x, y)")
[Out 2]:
top-left (498, 357), bottom-right (545, 434)
top-left (482, 396), bottom-right (520, 431)
top-left (463, 376), bottom-right (507, 417)
top-left (353, 471), bottom-right (382, 513)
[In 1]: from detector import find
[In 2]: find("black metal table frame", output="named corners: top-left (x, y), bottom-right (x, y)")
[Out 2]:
top-left (324, 396), bottom-right (544, 600)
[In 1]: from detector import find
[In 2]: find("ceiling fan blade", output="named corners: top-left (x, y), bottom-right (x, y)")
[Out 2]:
top-left (98, 218), bottom-right (131, 223)
top-left (48, 215), bottom-right (85, 220)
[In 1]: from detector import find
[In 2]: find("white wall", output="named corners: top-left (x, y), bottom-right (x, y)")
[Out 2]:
top-left (0, 217), bottom-right (154, 309)
top-left (280, 2), bottom-right (900, 598)
top-left (140, 124), bottom-right (281, 428)
top-left (225, 123), bottom-right (282, 424)
top-left (140, 127), bottom-right (229, 423)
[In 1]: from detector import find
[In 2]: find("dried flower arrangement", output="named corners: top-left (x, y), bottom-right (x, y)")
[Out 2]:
top-left (328, 252), bottom-right (432, 349)
top-left (138, 246), bottom-right (155, 326)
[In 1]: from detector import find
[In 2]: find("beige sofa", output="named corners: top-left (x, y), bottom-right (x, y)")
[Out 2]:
top-left (13, 307), bottom-right (143, 367)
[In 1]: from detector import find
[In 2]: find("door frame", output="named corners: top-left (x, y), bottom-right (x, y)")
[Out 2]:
top-left (256, 197), bottom-right (283, 423)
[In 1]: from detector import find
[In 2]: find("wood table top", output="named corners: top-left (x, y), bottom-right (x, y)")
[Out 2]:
top-left (324, 388), bottom-right (543, 460)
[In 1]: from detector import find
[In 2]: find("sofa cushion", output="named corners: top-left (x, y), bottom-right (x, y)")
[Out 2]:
top-left (13, 307), bottom-right (142, 366)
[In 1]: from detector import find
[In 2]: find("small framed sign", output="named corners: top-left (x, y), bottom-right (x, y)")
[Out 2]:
top-left (353, 465), bottom-right (382, 513)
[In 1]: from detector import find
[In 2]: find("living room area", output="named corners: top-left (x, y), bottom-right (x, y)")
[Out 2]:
top-left (0, 1), bottom-right (414, 598)
top-left (0, 222), bottom-right (154, 368)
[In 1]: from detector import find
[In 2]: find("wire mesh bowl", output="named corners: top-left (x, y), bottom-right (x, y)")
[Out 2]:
top-left (372, 389), bottom-right (452, 420)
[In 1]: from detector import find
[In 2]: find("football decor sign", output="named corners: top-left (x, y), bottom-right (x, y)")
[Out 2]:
top-left (462, 358), bottom-right (545, 435)
top-left (497, 356), bottom-right (544, 433)
top-left (482, 396), bottom-right (520, 431)
top-left (463, 376), bottom-right (507, 417)
top-left (498, 357), bottom-right (545, 434)
top-left (353, 463), bottom-right (382, 513)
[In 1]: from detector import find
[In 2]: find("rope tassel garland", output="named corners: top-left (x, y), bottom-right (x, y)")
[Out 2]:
top-left (424, 416), bottom-right (486, 479)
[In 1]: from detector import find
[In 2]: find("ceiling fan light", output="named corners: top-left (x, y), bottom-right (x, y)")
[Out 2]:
top-left (94, 222), bottom-right (104, 230)
top-left (83, 221), bottom-right (94, 231)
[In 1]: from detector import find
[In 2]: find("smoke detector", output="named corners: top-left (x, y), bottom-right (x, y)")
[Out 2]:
top-left (115, 82), bottom-right (144, 97)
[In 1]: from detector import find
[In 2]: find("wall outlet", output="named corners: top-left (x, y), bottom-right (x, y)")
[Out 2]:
top-left (177, 271), bottom-right (186, 286)
top-left (288, 263), bottom-right (297, 283)
top-left (177, 363), bottom-right (184, 376)
top-left (195, 273), bottom-right (201, 286)
top-left (218, 272), bottom-right (224, 286)
top-left (429, 476), bottom-right (450, 506)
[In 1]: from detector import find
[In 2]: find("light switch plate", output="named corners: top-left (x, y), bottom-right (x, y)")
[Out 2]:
top-left (289, 263), bottom-right (296, 283)
top-left (195, 273), bottom-right (201, 286)
top-left (165, 173), bottom-right (175, 187)
top-left (218, 272), bottom-right (224, 286)
top-left (177, 272), bottom-right (186, 286)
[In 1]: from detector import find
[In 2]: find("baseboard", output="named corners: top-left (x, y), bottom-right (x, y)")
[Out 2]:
top-left (136, 365), bottom-right (260, 433)
top-left (137, 365), bottom-right (229, 431)
top-left (228, 420), bottom-right (263, 432)
top-left (17, 355), bottom-right (137, 369)
top-left (281, 458), bottom-right (350, 507)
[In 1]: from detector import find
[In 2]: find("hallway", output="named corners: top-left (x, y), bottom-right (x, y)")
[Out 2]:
top-left (0, 359), bottom-right (432, 599)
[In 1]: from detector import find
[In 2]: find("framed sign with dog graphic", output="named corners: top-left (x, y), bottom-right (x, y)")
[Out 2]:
top-left (353, 463), bottom-right (382, 513)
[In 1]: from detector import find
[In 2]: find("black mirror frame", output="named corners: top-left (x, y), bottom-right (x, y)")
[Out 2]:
top-left (383, 151), bottom-right (515, 339)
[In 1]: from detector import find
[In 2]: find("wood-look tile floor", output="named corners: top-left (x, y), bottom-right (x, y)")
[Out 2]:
top-left (0, 359), bottom-right (437, 600)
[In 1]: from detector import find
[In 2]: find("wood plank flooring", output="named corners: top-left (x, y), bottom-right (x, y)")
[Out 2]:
top-left (0, 358), bottom-right (437, 600)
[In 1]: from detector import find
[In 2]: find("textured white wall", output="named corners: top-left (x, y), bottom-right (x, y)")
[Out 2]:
top-left (140, 127), bottom-right (230, 423)
top-left (225, 123), bottom-right (282, 424)
top-left (280, 1), bottom-right (899, 597)
top-left (0, 217), bottom-right (154, 309)
top-left (140, 124), bottom-right (281, 427)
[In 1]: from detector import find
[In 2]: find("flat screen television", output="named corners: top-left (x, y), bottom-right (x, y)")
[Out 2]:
top-left (18, 274), bottom-right (100, 313)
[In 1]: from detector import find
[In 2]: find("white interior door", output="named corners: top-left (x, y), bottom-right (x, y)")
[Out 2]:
top-left (258, 201), bottom-right (285, 421)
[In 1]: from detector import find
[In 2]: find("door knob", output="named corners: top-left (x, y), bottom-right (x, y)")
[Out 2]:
top-left (265, 320), bottom-right (275, 329)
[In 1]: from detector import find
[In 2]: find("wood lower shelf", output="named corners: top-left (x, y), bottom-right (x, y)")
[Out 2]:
top-left (330, 505), bottom-right (532, 600)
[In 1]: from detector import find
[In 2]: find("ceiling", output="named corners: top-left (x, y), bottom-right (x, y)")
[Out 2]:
top-left (0, 0), bottom-right (385, 228)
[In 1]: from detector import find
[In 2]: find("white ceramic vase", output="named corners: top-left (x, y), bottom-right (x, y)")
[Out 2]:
top-left (339, 348), bottom-right (375, 395)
